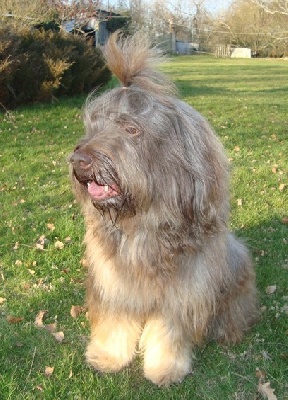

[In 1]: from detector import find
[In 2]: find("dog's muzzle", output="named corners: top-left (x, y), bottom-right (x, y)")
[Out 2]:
top-left (70, 149), bottom-right (120, 202)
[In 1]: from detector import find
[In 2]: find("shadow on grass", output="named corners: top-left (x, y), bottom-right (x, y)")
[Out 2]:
top-left (175, 81), bottom-right (233, 97)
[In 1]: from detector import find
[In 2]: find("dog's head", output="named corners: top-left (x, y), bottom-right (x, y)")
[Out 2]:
top-left (70, 31), bottom-right (228, 232)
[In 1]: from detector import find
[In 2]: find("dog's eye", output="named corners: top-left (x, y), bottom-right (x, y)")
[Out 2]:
top-left (125, 126), bottom-right (138, 135)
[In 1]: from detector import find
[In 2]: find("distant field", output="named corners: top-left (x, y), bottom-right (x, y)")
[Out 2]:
top-left (0, 55), bottom-right (287, 399)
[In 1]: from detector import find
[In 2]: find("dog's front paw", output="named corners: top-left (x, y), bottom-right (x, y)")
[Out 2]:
top-left (144, 355), bottom-right (192, 387)
top-left (86, 338), bottom-right (132, 373)
top-left (86, 315), bottom-right (141, 373)
top-left (140, 318), bottom-right (192, 386)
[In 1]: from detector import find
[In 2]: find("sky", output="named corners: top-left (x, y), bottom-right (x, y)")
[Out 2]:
top-left (205, 0), bottom-right (233, 14)
top-left (103, 0), bottom-right (233, 15)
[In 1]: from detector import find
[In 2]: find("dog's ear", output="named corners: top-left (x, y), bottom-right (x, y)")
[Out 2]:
top-left (176, 121), bottom-right (229, 233)
top-left (178, 166), bottom-right (228, 234)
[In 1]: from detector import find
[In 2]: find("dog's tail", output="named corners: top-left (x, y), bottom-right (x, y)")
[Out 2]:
top-left (103, 31), bottom-right (177, 96)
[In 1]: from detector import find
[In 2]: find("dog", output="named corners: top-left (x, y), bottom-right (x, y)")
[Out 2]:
top-left (70, 31), bottom-right (258, 386)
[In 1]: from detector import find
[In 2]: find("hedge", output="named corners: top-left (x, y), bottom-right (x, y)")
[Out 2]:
top-left (0, 27), bottom-right (111, 109)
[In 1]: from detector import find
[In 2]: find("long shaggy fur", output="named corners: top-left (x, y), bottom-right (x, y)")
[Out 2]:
top-left (70, 31), bottom-right (258, 386)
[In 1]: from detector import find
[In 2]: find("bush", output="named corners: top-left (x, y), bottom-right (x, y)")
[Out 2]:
top-left (0, 27), bottom-right (111, 109)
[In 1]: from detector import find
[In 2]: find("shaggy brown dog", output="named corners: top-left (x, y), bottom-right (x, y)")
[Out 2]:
top-left (70, 32), bottom-right (258, 386)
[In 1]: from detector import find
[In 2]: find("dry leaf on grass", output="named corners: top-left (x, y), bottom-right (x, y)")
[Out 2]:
top-left (45, 366), bottom-right (54, 377)
top-left (0, 297), bottom-right (6, 305)
top-left (36, 235), bottom-right (49, 250)
top-left (70, 305), bottom-right (85, 318)
top-left (256, 368), bottom-right (266, 380)
top-left (45, 323), bottom-right (57, 333)
top-left (52, 331), bottom-right (64, 342)
top-left (7, 315), bottom-right (24, 324)
top-left (34, 310), bottom-right (47, 328)
top-left (54, 240), bottom-right (64, 250)
top-left (27, 269), bottom-right (35, 275)
top-left (279, 183), bottom-right (285, 192)
top-left (237, 198), bottom-right (243, 207)
top-left (47, 223), bottom-right (55, 232)
top-left (35, 311), bottom-right (57, 333)
top-left (258, 381), bottom-right (277, 400)
top-left (261, 351), bottom-right (271, 361)
top-left (266, 285), bottom-right (277, 295)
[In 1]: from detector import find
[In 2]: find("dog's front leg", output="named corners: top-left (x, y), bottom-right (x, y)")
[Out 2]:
top-left (139, 316), bottom-right (192, 386)
top-left (86, 314), bottom-right (142, 373)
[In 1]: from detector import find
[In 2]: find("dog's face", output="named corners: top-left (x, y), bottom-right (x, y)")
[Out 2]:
top-left (70, 87), bottom-right (194, 217)
top-left (70, 84), bottom-right (228, 233)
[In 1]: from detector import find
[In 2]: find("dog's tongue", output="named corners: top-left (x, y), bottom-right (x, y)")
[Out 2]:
top-left (87, 181), bottom-right (117, 200)
top-left (88, 181), bottom-right (106, 198)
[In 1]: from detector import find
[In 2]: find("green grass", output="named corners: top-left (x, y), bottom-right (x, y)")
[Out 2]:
top-left (1, 56), bottom-right (287, 399)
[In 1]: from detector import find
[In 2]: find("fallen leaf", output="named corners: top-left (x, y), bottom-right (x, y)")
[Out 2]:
top-left (36, 235), bottom-right (49, 250)
top-left (234, 145), bottom-right (240, 152)
top-left (237, 198), bottom-right (242, 207)
top-left (27, 269), bottom-right (35, 275)
top-left (15, 260), bottom-right (23, 266)
top-left (281, 217), bottom-right (288, 224)
top-left (45, 366), bottom-right (54, 377)
top-left (70, 305), bottom-right (85, 318)
top-left (7, 315), bottom-right (24, 324)
top-left (52, 331), bottom-right (64, 342)
top-left (45, 323), bottom-right (57, 333)
top-left (266, 285), bottom-right (277, 295)
top-left (0, 297), bottom-right (7, 305)
top-left (256, 368), bottom-right (266, 380)
top-left (64, 236), bottom-right (72, 244)
top-left (69, 369), bottom-right (73, 378)
top-left (279, 183), bottom-right (285, 192)
top-left (271, 167), bottom-right (277, 174)
top-left (54, 240), bottom-right (64, 250)
top-left (261, 351), bottom-right (271, 361)
top-left (258, 380), bottom-right (277, 400)
top-left (47, 223), bottom-right (55, 231)
top-left (13, 242), bottom-right (19, 250)
top-left (34, 310), bottom-right (47, 328)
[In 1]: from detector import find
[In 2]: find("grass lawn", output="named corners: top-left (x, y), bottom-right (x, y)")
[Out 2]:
top-left (0, 55), bottom-right (287, 399)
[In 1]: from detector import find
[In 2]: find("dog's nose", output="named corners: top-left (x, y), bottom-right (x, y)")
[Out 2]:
top-left (70, 150), bottom-right (92, 169)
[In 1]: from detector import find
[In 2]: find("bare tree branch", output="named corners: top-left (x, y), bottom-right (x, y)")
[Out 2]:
top-left (250, 0), bottom-right (288, 15)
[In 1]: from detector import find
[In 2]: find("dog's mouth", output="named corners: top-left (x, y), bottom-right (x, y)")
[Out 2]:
top-left (85, 180), bottom-right (119, 201)
top-left (70, 149), bottom-right (121, 203)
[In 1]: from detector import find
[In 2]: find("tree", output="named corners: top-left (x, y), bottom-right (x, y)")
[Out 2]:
top-left (0, 0), bottom-right (101, 29)
top-left (250, 0), bottom-right (288, 15)
top-left (209, 0), bottom-right (288, 56)
top-left (0, 0), bottom-right (55, 27)
top-left (250, 0), bottom-right (288, 55)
